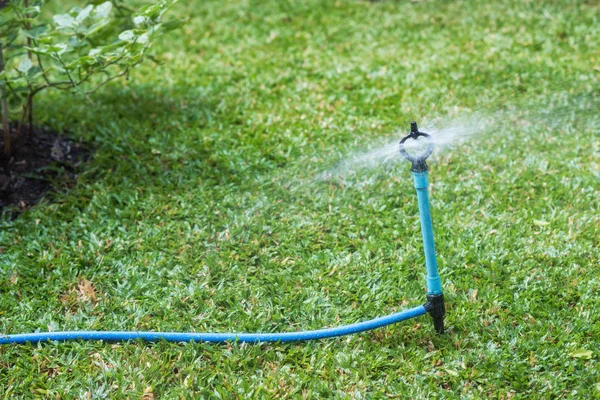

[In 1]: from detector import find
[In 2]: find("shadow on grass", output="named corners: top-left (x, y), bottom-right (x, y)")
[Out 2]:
top-left (4, 82), bottom-right (244, 219)
top-left (40, 83), bottom-right (216, 136)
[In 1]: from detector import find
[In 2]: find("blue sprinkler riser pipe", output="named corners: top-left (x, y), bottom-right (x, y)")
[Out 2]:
top-left (412, 171), bottom-right (442, 295)
top-left (0, 306), bottom-right (427, 345)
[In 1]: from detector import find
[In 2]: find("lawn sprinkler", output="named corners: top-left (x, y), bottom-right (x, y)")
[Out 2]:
top-left (0, 122), bottom-right (445, 345)
top-left (399, 121), bottom-right (445, 333)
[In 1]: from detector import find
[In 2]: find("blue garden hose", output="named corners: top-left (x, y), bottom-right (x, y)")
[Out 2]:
top-left (0, 306), bottom-right (427, 344)
top-left (1, 121), bottom-right (444, 345)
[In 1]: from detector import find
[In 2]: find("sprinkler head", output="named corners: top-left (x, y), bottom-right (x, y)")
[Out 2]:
top-left (399, 121), bottom-right (434, 172)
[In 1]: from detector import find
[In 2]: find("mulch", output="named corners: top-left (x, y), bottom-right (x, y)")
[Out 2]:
top-left (0, 125), bottom-right (89, 217)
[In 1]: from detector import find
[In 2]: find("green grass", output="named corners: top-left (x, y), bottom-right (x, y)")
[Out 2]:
top-left (1, 0), bottom-right (599, 397)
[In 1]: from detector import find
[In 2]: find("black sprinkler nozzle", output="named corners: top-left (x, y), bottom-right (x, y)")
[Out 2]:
top-left (410, 121), bottom-right (419, 134)
top-left (424, 293), bottom-right (445, 334)
top-left (399, 121), bottom-right (434, 173)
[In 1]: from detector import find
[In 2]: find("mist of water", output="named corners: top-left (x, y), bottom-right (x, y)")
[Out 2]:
top-left (315, 112), bottom-right (488, 182)
top-left (235, 90), bottom-right (598, 230)
top-left (315, 91), bottom-right (599, 183)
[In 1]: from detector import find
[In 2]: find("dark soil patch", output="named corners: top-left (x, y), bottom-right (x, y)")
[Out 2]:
top-left (0, 125), bottom-right (89, 217)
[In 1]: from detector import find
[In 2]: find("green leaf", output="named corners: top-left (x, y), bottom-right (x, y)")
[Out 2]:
top-left (7, 76), bottom-right (28, 90)
top-left (145, 54), bottom-right (164, 65)
top-left (27, 43), bottom-right (69, 56)
top-left (569, 349), bottom-right (593, 359)
top-left (26, 66), bottom-right (42, 78)
top-left (4, 31), bottom-right (19, 44)
top-left (23, 6), bottom-right (41, 16)
top-left (17, 57), bottom-right (33, 73)
top-left (133, 15), bottom-right (148, 26)
top-left (118, 30), bottom-right (135, 42)
top-left (24, 25), bottom-right (48, 39)
top-left (93, 2), bottom-right (112, 20)
top-left (84, 20), bottom-right (111, 38)
top-left (88, 47), bottom-right (103, 57)
top-left (137, 0), bottom-right (178, 20)
top-left (137, 32), bottom-right (149, 44)
top-left (53, 14), bottom-right (75, 29)
top-left (76, 5), bottom-right (94, 23)
top-left (52, 43), bottom-right (70, 55)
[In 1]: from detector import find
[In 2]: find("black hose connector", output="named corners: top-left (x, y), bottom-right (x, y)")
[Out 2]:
top-left (424, 293), bottom-right (445, 334)
top-left (399, 121), bottom-right (434, 173)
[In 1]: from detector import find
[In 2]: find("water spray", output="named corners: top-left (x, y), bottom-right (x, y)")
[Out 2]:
top-left (1, 122), bottom-right (445, 345)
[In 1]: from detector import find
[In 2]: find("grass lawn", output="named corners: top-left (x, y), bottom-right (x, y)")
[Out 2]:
top-left (1, 0), bottom-right (599, 397)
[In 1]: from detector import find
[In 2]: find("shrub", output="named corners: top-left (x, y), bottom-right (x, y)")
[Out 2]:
top-left (0, 0), bottom-right (182, 157)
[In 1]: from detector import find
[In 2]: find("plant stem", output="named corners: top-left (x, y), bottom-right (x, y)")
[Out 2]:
top-left (26, 91), bottom-right (33, 139)
top-left (25, 0), bottom-right (33, 139)
top-left (0, 43), bottom-right (10, 156)
top-left (25, 0), bottom-right (31, 58)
